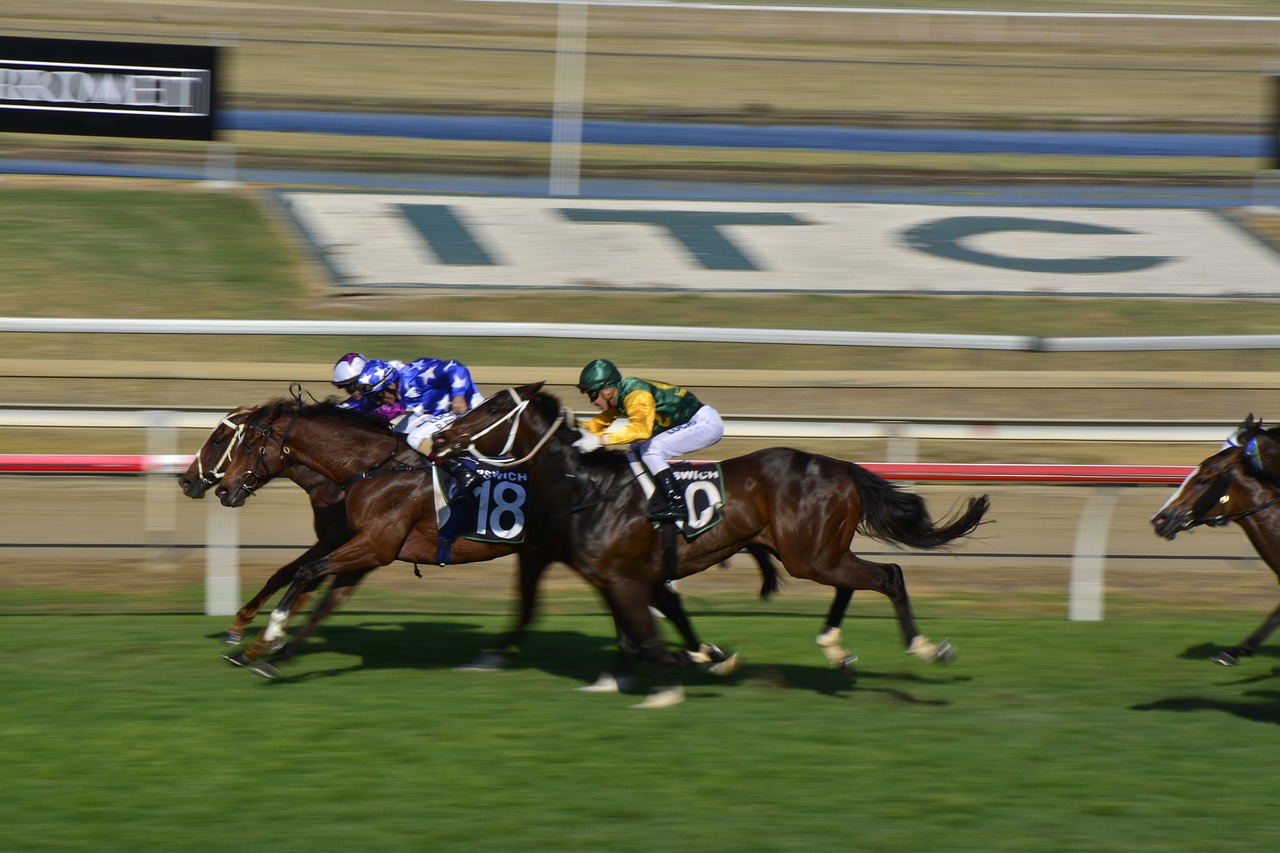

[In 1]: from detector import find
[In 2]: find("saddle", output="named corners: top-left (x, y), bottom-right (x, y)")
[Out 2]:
top-left (626, 452), bottom-right (725, 539)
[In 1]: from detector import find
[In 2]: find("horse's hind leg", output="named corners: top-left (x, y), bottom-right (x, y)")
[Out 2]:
top-left (1214, 601), bottom-right (1280, 666)
top-left (647, 581), bottom-right (735, 673)
top-left (798, 553), bottom-right (954, 666)
top-left (816, 588), bottom-right (856, 670)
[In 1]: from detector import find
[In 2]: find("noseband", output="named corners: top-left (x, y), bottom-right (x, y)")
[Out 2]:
top-left (194, 415), bottom-right (250, 486)
top-left (228, 409), bottom-right (299, 499)
top-left (1186, 464), bottom-right (1280, 528)
top-left (456, 387), bottom-right (566, 468)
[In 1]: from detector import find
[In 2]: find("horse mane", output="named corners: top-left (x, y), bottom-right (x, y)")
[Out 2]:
top-left (255, 397), bottom-right (397, 434)
top-left (530, 389), bottom-right (633, 473)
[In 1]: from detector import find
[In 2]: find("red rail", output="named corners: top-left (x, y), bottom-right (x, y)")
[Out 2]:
top-left (0, 454), bottom-right (1194, 483)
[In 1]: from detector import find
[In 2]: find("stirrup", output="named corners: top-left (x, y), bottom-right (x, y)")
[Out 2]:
top-left (647, 499), bottom-right (685, 522)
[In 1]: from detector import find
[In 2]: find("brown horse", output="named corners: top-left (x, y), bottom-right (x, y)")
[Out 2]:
top-left (203, 399), bottom-right (775, 682)
top-left (1152, 413), bottom-right (1280, 667)
top-left (179, 405), bottom-right (361, 648)
top-left (432, 383), bottom-right (992, 706)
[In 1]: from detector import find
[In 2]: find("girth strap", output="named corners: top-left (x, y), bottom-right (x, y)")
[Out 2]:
top-left (338, 457), bottom-right (429, 490)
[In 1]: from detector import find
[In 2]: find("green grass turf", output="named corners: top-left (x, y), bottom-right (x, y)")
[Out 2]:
top-left (2, 609), bottom-right (1278, 851)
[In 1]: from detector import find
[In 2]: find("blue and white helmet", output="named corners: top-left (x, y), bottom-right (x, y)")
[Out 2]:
top-left (356, 359), bottom-right (397, 394)
top-left (332, 352), bottom-right (367, 387)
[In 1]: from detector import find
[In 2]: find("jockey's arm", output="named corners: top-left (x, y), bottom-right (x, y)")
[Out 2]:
top-left (595, 389), bottom-right (657, 446)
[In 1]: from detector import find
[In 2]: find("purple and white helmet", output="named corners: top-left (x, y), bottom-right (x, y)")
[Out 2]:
top-left (332, 353), bottom-right (367, 387)
top-left (356, 359), bottom-right (397, 395)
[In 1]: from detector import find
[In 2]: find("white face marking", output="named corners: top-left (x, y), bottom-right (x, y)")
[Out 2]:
top-left (1154, 463), bottom-right (1203, 517)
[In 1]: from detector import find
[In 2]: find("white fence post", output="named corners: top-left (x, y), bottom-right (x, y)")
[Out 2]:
top-left (204, 499), bottom-right (240, 617)
top-left (144, 410), bottom-right (178, 568)
top-left (1068, 487), bottom-right (1121, 621)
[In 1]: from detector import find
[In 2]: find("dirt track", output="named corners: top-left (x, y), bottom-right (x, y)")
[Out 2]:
top-left (3, 475), bottom-right (1275, 620)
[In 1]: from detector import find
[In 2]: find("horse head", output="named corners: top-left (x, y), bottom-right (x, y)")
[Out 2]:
top-left (214, 400), bottom-right (304, 507)
top-left (432, 382), bottom-right (554, 463)
top-left (1152, 414), bottom-right (1280, 539)
top-left (178, 405), bottom-right (259, 499)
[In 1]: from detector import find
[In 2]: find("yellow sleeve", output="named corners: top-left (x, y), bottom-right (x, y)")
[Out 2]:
top-left (599, 389), bottom-right (656, 446)
top-left (579, 411), bottom-right (619, 436)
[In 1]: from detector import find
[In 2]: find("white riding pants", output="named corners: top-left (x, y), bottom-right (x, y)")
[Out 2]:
top-left (637, 405), bottom-right (724, 475)
top-left (395, 411), bottom-right (459, 454)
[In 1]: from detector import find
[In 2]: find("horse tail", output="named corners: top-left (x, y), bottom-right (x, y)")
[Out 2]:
top-left (850, 464), bottom-right (991, 550)
top-left (742, 543), bottom-right (782, 600)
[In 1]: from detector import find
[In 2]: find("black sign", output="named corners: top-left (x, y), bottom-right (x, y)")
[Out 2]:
top-left (0, 36), bottom-right (219, 141)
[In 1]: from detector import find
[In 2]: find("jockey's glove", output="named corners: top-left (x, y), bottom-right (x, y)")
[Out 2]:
top-left (572, 430), bottom-right (603, 454)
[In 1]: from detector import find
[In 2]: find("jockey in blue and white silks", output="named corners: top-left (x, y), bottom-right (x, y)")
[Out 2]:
top-left (333, 353), bottom-right (408, 420)
top-left (354, 358), bottom-right (485, 498)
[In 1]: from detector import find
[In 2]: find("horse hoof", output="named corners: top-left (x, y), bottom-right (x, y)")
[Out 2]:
top-left (223, 632), bottom-right (243, 645)
top-left (454, 651), bottom-right (510, 672)
top-left (934, 640), bottom-right (957, 664)
top-left (707, 653), bottom-right (740, 677)
top-left (577, 672), bottom-right (626, 693)
top-left (689, 642), bottom-right (727, 665)
top-left (224, 652), bottom-right (249, 667)
top-left (631, 685), bottom-right (685, 709)
top-left (247, 660), bottom-right (281, 680)
top-left (1212, 651), bottom-right (1239, 667)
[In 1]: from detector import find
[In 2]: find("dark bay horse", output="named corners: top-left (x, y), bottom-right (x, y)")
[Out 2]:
top-left (1152, 413), bottom-right (1280, 667)
top-left (433, 383), bottom-right (992, 706)
top-left (202, 399), bottom-right (774, 684)
top-left (179, 405), bottom-right (361, 648)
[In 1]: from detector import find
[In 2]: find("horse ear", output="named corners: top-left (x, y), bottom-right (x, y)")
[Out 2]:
top-left (1244, 412), bottom-right (1257, 430)
top-left (515, 381), bottom-right (545, 398)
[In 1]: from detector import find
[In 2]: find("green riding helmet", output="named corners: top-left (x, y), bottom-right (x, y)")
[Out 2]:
top-left (578, 358), bottom-right (622, 393)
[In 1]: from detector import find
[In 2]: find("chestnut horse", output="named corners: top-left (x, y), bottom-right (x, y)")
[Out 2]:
top-left (200, 399), bottom-right (775, 683)
top-left (432, 383), bottom-right (992, 707)
top-left (1152, 413), bottom-right (1280, 667)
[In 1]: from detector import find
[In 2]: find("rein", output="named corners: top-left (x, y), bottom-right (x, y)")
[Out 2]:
top-left (1198, 493), bottom-right (1280, 526)
top-left (462, 387), bottom-right (566, 468)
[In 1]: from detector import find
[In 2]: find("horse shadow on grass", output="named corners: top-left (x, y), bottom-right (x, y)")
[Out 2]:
top-left (1130, 644), bottom-right (1280, 726)
top-left (222, 617), bottom-right (966, 703)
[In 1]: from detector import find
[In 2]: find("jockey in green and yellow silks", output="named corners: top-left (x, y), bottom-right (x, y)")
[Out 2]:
top-left (574, 358), bottom-right (724, 522)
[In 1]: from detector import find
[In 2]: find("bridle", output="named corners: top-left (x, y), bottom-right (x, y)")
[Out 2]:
top-left (224, 407), bottom-right (299, 500)
top-left (1185, 455), bottom-right (1280, 528)
top-left (193, 413), bottom-right (252, 487)
top-left (451, 387), bottom-right (565, 468)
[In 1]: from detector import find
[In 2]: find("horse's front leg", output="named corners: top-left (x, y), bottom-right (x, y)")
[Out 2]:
top-left (459, 550), bottom-right (556, 671)
top-left (606, 578), bottom-right (687, 709)
top-left (223, 535), bottom-right (346, 644)
top-left (1214, 601), bottom-right (1280, 666)
top-left (229, 533), bottom-right (397, 677)
top-left (275, 568), bottom-right (376, 663)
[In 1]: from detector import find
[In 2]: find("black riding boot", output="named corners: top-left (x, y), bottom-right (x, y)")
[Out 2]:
top-left (439, 456), bottom-right (481, 501)
top-left (649, 468), bottom-right (687, 522)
